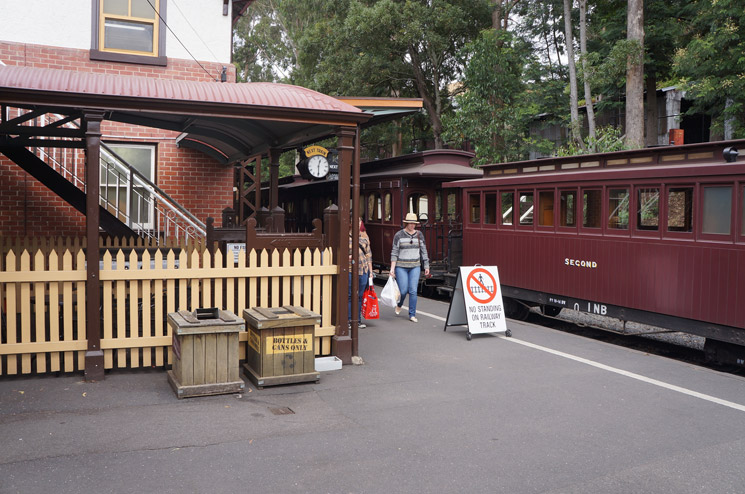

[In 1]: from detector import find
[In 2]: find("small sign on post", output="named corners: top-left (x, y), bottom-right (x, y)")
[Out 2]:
top-left (444, 266), bottom-right (512, 340)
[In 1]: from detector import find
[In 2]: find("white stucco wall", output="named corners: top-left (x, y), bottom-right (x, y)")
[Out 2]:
top-left (2, 0), bottom-right (92, 50)
top-left (0, 0), bottom-right (232, 63)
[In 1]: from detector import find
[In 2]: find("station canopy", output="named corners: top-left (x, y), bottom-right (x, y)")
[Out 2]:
top-left (0, 65), bottom-right (377, 164)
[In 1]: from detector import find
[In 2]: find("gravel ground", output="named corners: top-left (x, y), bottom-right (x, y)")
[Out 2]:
top-left (550, 308), bottom-right (706, 352)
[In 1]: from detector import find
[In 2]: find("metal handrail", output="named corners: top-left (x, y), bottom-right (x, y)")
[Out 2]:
top-left (20, 109), bottom-right (206, 243)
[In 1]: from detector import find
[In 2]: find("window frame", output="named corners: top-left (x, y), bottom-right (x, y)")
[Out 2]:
top-left (99, 142), bottom-right (156, 230)
top-left (516, 189), bottom-right (535, 229)
top-left (606, 185), bottom-right (631, 236)
top-left (663, 184), bottom-right (696, 240)
top-left (633, 184), bottom-right (662, 239)
top-left (536, 188), bottom-right (555, 231)
top-left (499, 190), bottom-right (515, 229)
top-left (467, 192), bottom-right (481, 225)
top-left (91, 0), bottom-right (168, 66)
top-left (557, 188), bottom-right (578, 233)
top-left (579, 187), bottom-right (603, 234)
top-left (698, 182), bottom-right (735, 242)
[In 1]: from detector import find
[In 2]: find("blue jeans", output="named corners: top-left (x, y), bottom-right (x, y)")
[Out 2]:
top-left (348, 273), bottom-right (369, 321)
top-left (395, 266), bottom-right (420, 318)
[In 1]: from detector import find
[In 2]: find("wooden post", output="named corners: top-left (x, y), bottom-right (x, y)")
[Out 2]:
top-left (269, 147), bottom-right (281, 210)
top-left (84, 110), bottom-right (105, 381)
top-left (333, 126), bottom-right (355, 364)
top-left (351, 127), bottom-right (361, 358)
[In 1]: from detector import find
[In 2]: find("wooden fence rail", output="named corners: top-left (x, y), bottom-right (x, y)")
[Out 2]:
top-left (0, 244), bottom-right (337, 376)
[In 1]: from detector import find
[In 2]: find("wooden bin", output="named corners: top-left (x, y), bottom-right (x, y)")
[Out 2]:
top-left (243, 306), bottom-right (321, 389)
top-left (167, 309), bottom-right (245, 399)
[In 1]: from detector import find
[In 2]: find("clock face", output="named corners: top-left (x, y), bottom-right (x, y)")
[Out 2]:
top-left (307, 155), bottom-right (330, 178)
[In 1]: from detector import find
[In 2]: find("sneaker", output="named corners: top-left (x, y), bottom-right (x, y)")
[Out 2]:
top-left (395, 306), bottom-right (402, 315)
top-left (359, 323), bottom-right (367, 329)
top-left (409, 317), bottom-right (418, 323)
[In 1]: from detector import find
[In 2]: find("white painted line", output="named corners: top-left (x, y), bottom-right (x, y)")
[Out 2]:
top-left (505, 336), bottom-right (745, 413)
top-left (417, 309), bottom-right (745, 413)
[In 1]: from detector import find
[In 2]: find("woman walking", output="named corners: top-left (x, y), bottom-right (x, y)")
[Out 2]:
top-left (390, 213), bottom-right (430, 323)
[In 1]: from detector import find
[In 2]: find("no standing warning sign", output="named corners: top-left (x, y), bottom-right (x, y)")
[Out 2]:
top-left (445, 266), bottom-right (508, 339)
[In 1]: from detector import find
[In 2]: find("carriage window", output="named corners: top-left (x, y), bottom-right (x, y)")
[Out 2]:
top-left (560, 190), bottom-right (576, 227)
top-left (484, 193), bottom-right (497, 224)
top-left (408, 193), bottom-right (428, 217)
top-left (501, 192), bottom-right (513, 225)
top-left (435, 191), bottom-right (442, 221)
top-left (667, 187), bottom-right (693, 232)
top-left (702, 186), bottom-right (732, 235)
top-left (359, 195), bottom-right (366, 220)
top-left (637, 187), bottom-right (660, 231)
top-left (582, 189), bottom-right (601, 228)
top-left (469, 194), bottom-right (480, 223)
top-left (519, 192), bottom-right (533, 225)
top-left (608, 188), bottom-right (629, 230)
top-left (368, 193), bottom-right (382, 221)
top-left (538, 191), bottom-right (554, 226)
top-left (447, 192), bottom-right (457, 218)
top-left (384, 193), bottom-right (392, 222)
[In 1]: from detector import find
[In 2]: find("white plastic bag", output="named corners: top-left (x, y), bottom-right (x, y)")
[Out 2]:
top-left (379, 276), bottom-right (401, 308)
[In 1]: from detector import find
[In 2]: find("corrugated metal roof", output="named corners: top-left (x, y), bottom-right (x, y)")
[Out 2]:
top-left (0, 65), bottom-right (362, 114)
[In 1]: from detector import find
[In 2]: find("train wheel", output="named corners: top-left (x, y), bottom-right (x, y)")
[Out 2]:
top-left (504, 297), bottom-right (530, 321)
top-left (541, 304), bottom-right (562, 317)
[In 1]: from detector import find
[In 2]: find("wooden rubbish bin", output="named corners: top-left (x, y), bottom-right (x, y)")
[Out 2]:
top-left (243, 305), bottom-right (321, 389)
top-left (167, 309), bottom-right (245, 399)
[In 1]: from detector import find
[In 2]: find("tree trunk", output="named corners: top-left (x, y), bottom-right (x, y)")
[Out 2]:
top-left (625, 0), bottom-right (645, 149)
top-left (645, 72), bottom-right (658, 146)
top-left (579, 0), bottom-right (595, 148)
top-left (563, 0), bottom-right (584, 148)
top-left (409, 47), bottom-right (445, 149)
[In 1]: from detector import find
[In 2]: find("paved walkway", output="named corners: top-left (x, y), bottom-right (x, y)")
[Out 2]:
top-left (2, 295), bottom-right (745, 493)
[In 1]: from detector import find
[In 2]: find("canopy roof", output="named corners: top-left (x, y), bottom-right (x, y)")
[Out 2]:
top-left (0, 65), bottom-right (370, 163)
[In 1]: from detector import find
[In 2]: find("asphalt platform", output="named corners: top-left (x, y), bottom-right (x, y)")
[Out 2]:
top-left (2, 293), bottom-right (745, 493)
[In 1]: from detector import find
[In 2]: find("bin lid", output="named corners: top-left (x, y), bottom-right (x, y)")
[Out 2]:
top-left (168, 309), bottom-right (245, 335)
top-left (243, 305), bottom-right (321, 330)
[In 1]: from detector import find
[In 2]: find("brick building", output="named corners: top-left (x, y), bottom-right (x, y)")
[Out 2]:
top-left (1, 0), bottom-right (248, 237)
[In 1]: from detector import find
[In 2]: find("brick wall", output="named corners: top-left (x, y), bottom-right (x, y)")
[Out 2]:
top-left (0, 42), bottom-right (236, 237)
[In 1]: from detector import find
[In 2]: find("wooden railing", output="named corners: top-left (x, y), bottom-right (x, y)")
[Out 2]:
top-left (0, 239), bottom-right (337, 376)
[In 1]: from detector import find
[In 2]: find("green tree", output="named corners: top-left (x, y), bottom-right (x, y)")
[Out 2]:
top-left (675, 0), bottom-right (745, 138)
top-left (443, 30), bottom-right (550, 165)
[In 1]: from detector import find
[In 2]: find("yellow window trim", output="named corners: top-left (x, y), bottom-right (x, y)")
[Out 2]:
top-left (99, 0), bottom-right (160, 57)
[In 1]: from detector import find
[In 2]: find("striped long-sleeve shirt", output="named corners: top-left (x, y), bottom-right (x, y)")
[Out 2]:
top-left (390, 229), bottom-right (429, 270)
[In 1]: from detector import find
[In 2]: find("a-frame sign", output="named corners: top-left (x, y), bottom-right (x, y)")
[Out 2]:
top-left (444, 266), bottom-right (512, 340)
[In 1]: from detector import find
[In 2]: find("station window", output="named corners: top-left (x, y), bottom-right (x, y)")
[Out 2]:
top-left (560, 190), bottom-right (576, 227)
top-left (92, 0), bottom-right (166, 65)
top-left (484, 193), bottom-right (497, 224)
top-left (469, 194), bottom-right (481, 223)
top-left (582, 189), bottom-right (602, 228)
top-left (702, 185), bottom-right (732, 235)
top-left (608, 188), bottom-right (629, 230)
top-left (667, 187), bottom-right (693, 232)
top-left (384, 193), bottom-right (392, 222)
top-left (501, 192), bottom-right (514, 226)
top-left (538, 191), bottom-right (554, 226)
top-left (637, 187), bottom-right (660, 231)
top-left (518, 192), bottom-right (533, 226)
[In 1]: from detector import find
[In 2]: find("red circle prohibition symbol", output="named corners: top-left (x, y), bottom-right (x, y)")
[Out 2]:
top-left (466, 268), bottom-right (497, 304)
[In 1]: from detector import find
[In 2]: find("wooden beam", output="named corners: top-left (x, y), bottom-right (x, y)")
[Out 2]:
top-left (84, 110), bottom-right (106, 382)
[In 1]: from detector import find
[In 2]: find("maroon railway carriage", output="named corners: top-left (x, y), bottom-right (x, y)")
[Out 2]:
top-left (279, 149), bottom-right (482, 292)
top-left (444, 140), bottom-right (745, 365)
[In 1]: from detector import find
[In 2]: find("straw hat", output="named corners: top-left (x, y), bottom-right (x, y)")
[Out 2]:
top-left (403, 213), bottom-right (419, 224)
